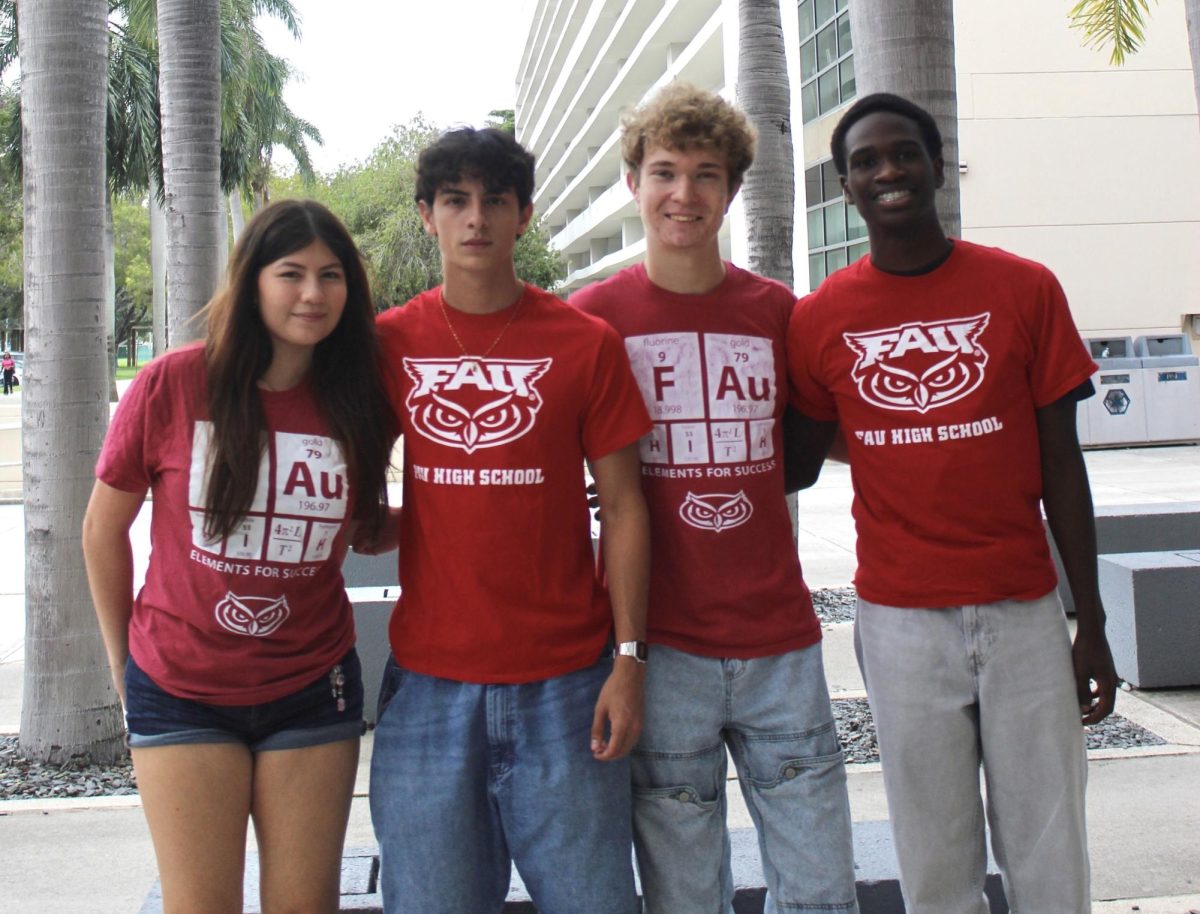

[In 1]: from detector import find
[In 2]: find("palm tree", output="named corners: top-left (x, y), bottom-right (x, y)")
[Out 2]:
top-left (18, 0), bottom-right (125, 763)
top-left (846, 0), bottom-right (961, 239)
top-left (737, 0), bottom-right (795, 290)
top-left (156, 0), bottom-right (222, 346)
top-left (1070, 0), bottom-right (1200, 113)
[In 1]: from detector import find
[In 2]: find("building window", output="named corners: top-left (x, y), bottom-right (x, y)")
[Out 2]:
top-left (805, 159), bottom-right (869, 289)
top-left (798, 0), bottom-right (854, 124)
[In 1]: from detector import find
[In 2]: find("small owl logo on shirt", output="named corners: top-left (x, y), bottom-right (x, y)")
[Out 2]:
top-left (679, 491), bottom-right (754, 532)
top-left (214, 592), bottom-right (291, 637)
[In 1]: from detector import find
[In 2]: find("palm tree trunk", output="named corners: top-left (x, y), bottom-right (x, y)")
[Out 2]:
top-left (105, 197), bottom-right (118, 400)
top-left (228, 189), bottom-right (245, 241)
top-left (847, 0), bottom-right (961, 239)
top-left (156, 0), bottom-right (223, 345)
top-left (737, 0), bottom-right (795, 290)
top-left (18, 0), bottom-right (124, 764)
top-left (149, 175), bottom-right (167, 354)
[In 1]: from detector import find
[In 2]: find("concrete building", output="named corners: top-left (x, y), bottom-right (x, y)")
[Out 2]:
top-left (515, 0), bottom-right (1200, 347)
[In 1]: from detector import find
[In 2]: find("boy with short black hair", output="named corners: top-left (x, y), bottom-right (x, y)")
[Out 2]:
top-left (370, 126), bottom-right (652, 914)
top-left (575, 84), bottom-right (858, 914)
top-left (789, 92), bottom-right (1117, 914)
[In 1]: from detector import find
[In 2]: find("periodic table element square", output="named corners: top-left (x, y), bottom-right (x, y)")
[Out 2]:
top-left (304, 521), bottom-right (342, 562)
top-left (640, 424), bottom-right (670, 465)
top-left (267, 518), bottom-right (308, 564)
top-left (671, 422), bottom-right (710, 465)
top-left (750, 419), bottom-right (776, 461)
top-left (188, 421), bottom-right (270, 512)
top-left (710, 422), bottom-right (748, 464)
top-left (273, 432), bottom-right (349, 520)
top-left (224, 515), bottom-right (268, 560)
top-left (624, 333), bottom-right (705, 421)
top-left (190, 510), bottom-right (223, 555)
top-left (704, 334), bottom-right (775, 421)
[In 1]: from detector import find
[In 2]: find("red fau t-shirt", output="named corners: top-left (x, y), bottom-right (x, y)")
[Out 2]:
top-left (376, 284), bottom-right (652, 684)
top-left (97, 344), bottom-right (356, 704)
top-left (574, 263), bottom-right (821, 659)
top-left (788, 240), bottom-right (1097, 608)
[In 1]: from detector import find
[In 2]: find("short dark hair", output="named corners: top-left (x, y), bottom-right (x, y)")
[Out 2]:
top-left (830, 93), bottom-right (943, 176)
top-left (415, 127), bottom-right (536, 210)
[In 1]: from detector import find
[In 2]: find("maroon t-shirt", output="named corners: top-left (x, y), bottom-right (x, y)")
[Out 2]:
top-left (97, 344), bottom-right (356, 704)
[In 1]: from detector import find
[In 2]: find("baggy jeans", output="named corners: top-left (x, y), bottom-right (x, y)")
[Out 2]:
top-left (855, 592), bottom-right (1091, 914)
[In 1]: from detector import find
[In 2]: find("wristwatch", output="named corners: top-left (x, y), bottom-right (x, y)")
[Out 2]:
top-left (612, 640), bottom-right (648, 663)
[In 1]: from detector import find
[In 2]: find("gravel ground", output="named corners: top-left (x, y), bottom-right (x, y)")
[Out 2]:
top-left (0, 589), bottom-right (1172, 799)
top-left (811, 586), bottom-right (858, 624)
top-left (832, 698), bottom-right (1167, 765)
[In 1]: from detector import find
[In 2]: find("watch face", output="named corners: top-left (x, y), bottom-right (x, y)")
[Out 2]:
top-left (617, 641), bottom-right (647, 661)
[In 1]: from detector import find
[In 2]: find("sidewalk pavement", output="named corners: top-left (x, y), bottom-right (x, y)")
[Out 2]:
top-left (2, 445), bottom-right (1200, 912)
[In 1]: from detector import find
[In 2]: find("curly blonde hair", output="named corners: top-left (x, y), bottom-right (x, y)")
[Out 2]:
top-left (620, 83), bottom-right (757, 187)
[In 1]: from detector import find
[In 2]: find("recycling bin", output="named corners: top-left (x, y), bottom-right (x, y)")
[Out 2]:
top-left (1134, 334), bottom-right (1200, 444)
top-left (1078, 337), bottom-right (1148, 447)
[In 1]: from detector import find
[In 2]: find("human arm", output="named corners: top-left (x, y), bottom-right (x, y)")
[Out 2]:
top-left (350, 506), bottom-right (402, 555)
top-left (82, 480), bottom-right (148, 706)
top-left (589, 442), bottom-right (650, 761)
top-left (781, 407), bottom-right (838, 494)
top-left (1036, 393), bottom-right (1117, 725)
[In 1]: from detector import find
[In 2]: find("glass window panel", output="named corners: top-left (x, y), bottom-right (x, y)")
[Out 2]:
top-left (837, 13), bottom-right (852, 54)
top-left (816, 23), bottom-right (838, 71)
top-left (846, 202), bottom-right (867, 240)
top-left (804, 166), bottom-right (822, 208)
top-left (826, 247), bottom-right (849, 273)
top-left (837, 0), bottom-right (848, 10)
top-left (800, 38), bottom-right (817, 81)
top-left (807, 208), bottom-right (825, 248)
top-left (809, 253), bottom-right (826, 291)
top-left (848, 240), bottom-right (871, 263)
top-left (818, 69), bottom-right (840, 113)
top-left (821, 160), bottom-right (841, 202)
top-left (824, 200), bottom-right (846, 245)
top-left (798, 0), bottom-right (815, 35)
top-left (801, 81), bottom-right (818, 123)
top-left (839, 57), bottom-right (856, 103)
top-left (815, 0), bottom-right (836, 26)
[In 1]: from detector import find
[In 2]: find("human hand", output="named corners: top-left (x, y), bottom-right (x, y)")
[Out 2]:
top-left (590, 659), bottom-right (644, 761)
top-left (1072, 627), bottom-right (1117, 725)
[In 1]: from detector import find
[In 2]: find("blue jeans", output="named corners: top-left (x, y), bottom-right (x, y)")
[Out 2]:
top-left (369, 655), bottom-right (637, 914)
top-left (632, 643), bottom-right (858, 914)
top-left (855, 592), bottom-right (1090, 913)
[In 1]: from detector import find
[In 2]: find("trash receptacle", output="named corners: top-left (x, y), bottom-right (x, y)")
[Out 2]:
top-left (1079, 337), bottom-right (1148, 447)
top-left (1134, 334), bottom-right (1200, 444)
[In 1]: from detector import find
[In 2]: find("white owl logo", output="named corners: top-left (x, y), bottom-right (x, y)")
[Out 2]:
top-left (843, 314), bottom-right (990, 414)
top-left (403, 357), bottom-right (552, 453)
top-left (679, 491), bottom-right (754, 533)
top-left (214, 592), bottom-right (291, 637)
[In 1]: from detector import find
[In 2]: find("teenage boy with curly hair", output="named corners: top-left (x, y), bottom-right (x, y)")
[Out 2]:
top-left (575, 84), bottom-right (858, 914)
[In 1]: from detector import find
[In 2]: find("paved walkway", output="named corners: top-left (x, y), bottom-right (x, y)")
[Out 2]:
top-left (2, 444), bottom-right (1200, 911)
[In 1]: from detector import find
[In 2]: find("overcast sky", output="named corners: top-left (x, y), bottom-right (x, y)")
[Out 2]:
top-left (258, 0), bottom-right (535, 173)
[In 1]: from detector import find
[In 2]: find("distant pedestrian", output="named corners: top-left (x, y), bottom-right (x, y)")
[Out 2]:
top-left (82, 200), bottom-right (395, 913)
top-left (1, 351), bottom-right (14, 394)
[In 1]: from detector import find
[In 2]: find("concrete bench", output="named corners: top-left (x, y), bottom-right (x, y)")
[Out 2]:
top-left (1045, 502), bottom-right (1200, 614)
top-left (140, 823), bottom-right (1008, 913)
top-left (1099, 549), bottom-right (1200, 688)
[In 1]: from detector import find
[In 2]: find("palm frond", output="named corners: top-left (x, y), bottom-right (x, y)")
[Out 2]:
top-left (1068, 0), bottom-right (1157, 65)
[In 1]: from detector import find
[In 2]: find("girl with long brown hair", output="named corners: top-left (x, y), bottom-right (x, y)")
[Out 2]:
top-left (83, 199), bottom-right (395, 913)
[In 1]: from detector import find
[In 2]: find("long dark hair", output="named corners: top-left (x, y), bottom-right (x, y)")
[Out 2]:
top-left (202, 199), bottom-right (395, 542)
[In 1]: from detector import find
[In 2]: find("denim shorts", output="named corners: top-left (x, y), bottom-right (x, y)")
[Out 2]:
top-left (124, 648), bottom-right (366, 751)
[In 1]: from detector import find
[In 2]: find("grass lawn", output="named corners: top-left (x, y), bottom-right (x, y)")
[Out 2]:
top-left (115, 364), bottom-right (143, 381)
